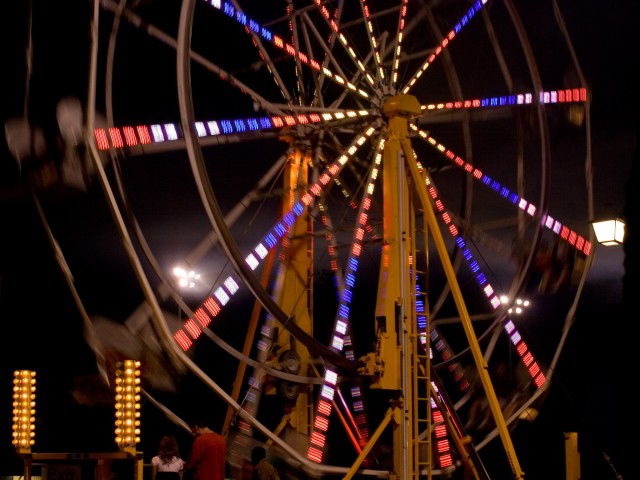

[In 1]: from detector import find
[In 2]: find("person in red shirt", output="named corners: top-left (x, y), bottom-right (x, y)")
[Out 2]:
top-left (185, 417), bottom-right (227, 480)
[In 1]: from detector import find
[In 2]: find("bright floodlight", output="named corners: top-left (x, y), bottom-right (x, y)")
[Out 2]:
top-left (501, 295), bottom-right (530, 315)
top-left (592, 218), bottom-right (625, 246)
top-left (173, 266), bottom-right (201, 289)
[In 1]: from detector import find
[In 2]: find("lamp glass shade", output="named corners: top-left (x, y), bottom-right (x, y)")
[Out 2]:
top-left (592, 219), bottom-right (625, 246)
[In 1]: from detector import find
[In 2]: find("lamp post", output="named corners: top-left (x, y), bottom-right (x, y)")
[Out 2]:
top-left (592, 218), bottom-right (626, 246)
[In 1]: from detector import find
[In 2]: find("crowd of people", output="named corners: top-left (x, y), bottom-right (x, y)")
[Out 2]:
top-left (150, 416), bottom-right (279, 480)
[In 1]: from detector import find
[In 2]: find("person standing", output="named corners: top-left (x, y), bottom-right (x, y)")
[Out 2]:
top-left (185, 417), bottom-right (227, 480)
top-left (251, 446), bottom-right (280, 480)
top-left (150, 435), bottom-right (186, 480)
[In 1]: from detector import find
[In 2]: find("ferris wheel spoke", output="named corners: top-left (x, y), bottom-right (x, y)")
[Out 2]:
top-left (306, 138), bottom-right (385, 463)
top-left (103, 0), bottom-right (296, 118)
top-left (413, 125), bottom-right (592, 258)
top-left (401, 0), bottom-right (490, 95)
top-left (219, 1), bottom-right (295, 104)
top-left (311, 0), bottom-right (380, 92)
top-left (387, 0), bottom-right (410, 89)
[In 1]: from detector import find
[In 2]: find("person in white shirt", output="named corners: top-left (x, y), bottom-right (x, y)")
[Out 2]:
top-left (151, 435), bottom-right (186, 480)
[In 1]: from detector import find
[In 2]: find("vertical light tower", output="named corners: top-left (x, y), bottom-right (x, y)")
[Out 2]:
top-left (114, 360), bottom-right (141, 453)
top-left (12, 370), bottom-right (36, 453)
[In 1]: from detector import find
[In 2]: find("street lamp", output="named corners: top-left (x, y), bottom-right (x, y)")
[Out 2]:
top-left (591, 218), bottom-right (625, 246)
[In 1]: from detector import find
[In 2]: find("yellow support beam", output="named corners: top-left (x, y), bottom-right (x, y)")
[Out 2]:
top-left (365, 93), bottom-right (525, 479)
top-left (400, 112), bottom-right (526, 480)
top-left (564, 432), bottom-right (580, 480)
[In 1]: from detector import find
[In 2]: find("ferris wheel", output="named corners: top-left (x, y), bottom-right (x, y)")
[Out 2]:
top-left (68, 0), bottom-right (596, 478)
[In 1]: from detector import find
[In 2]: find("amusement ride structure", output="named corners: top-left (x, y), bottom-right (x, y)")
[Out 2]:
top-left (7, 1), bottom-right (596, 479)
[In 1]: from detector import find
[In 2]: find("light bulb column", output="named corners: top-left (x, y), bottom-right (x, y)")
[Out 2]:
top-left (114, 360), bottom-right (141, 454)
top-left (12, 370), bottom-right (36, 453)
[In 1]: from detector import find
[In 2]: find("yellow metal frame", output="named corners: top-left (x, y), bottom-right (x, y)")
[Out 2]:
top-left (357, 94), bottom-right (525, 479)
top-left (229, 94), bottom-right (526, 478)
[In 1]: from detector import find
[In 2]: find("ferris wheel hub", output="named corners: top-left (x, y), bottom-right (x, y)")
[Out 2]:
top-left (382, 94), bottom-right (422, 119)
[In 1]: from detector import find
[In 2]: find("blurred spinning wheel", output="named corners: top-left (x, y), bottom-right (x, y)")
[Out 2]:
top-left (77, 0), bottom-right (595, 478)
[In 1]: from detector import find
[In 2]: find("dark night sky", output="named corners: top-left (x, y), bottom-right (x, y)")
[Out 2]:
top-left (0, 1), bottom-right (638, 479)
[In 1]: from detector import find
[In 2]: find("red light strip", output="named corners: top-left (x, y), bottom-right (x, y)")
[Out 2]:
top-left (306, 141), bottom-right (384, 464)
top-left (432, 390), bottom-right (454, 468)
top-left (93, 111), bottom-right (368, 151)
top-left (421, 88), bottom-right (588, 112)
